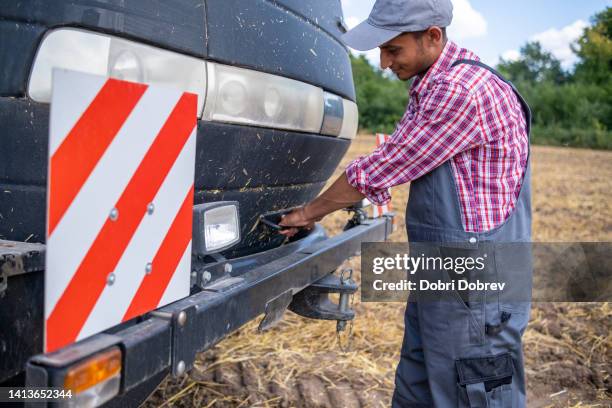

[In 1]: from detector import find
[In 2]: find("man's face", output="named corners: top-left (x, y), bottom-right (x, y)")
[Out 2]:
top-left (379, 28), bottom-right (444, 81)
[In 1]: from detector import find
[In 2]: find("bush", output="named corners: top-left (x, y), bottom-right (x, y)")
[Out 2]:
top-left (531, 125), bottom-right (612, 150)
top-left (517, 80), bottom-right (612, 131)
top-left (351, 54), bottom-right (409, 134)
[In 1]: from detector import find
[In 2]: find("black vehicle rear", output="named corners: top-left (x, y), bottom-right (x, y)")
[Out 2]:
top-left (0, 0), bottom-right (357, 257)
top-left (0, 1), bottom-right (383, 405)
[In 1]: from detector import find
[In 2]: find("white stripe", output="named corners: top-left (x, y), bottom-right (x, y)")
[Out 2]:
top-left (45, 85), bottom-right (184, 318)
top-left (376, 133), bottom-right (390, 147)
top-left (376, 133), bottom-right (384, 146)
top-left (49, 70), bottom-right (107, 156)
top-left (77, 130), bottom-right (195, 340)
top-left (158, 242), bottom-right (192, 307)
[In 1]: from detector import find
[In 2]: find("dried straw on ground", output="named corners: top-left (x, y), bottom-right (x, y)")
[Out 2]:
top-left (145, 135), bottom-right (612, 407)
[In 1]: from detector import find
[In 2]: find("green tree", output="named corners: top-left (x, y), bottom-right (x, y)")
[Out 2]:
top-left (351, 54), bottom-right (409, 134)
top-left (497, 42), bottom-right (567, 84)
top-left (572, 7), bottom-right (612, 85)
top-left (493, 8), bottom-right (611, 149)
top-left (350, 6), bottom-right (612, 149)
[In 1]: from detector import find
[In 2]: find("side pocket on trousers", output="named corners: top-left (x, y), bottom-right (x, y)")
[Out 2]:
top-left (494, 242), bottom-right (532, 313)
top-left (455, 353), bottom-right (514, 408)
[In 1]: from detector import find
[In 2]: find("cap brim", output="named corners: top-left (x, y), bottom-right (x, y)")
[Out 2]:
top-left (341, 20), bottom-right (401, 51)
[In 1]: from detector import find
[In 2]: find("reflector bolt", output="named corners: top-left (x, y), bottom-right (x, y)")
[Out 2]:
top-left (145, 262), bottom-right (153, 275)
top-left (177, 311), bottom-right (187, 327)
top-left (107, 273), bottom-right (116, 286)
top-left (109, 208), bottom-right (119, 221)
top-left (147, 203), bottom-right (155, 215)
top-left (176, 360), bottom-right (186, 376)
top-left (202, 271), bottom-right (212, 284)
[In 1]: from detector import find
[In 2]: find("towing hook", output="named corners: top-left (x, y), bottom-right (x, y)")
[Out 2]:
top-left (288, 269), bottom-right (358, 330)
top-left (343, 205), bottom-right (367, 231)
top-left (337, 268), bottom-right (354, 332)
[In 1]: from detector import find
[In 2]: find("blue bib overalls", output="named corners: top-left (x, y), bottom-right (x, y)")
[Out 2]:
top-left (392, 60), bottom-right (533, 408)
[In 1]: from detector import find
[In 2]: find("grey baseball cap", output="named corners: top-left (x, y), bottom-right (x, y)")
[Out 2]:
top-left (342, 0), bottom-right (453, 51)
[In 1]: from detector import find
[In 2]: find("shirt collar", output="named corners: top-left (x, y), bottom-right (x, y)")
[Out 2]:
top-left (410, 41), bottom-right (461, 98)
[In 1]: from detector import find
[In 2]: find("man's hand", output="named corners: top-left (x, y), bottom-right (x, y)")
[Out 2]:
top-left (278, 206), bottom-right (317, 237)
top-left (277, 173), bottom-right (365, 238)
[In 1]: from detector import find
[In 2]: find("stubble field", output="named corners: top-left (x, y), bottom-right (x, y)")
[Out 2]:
top-left (145, 135), bottom-right (611, 407)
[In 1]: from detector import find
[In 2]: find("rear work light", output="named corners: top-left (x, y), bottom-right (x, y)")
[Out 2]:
top-left (61, 347), bottom-right (121, 407)
top-left (27, 28), bottom-right (207, 114)
top-left (192, 202), bottom-right (241, 255)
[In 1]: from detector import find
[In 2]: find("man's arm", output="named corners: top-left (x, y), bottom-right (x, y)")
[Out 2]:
top-left (280, 80), bottom-right (483, 235)
top-left (304, 172), bottom-right (365, 219)
top-left (346, 81), bottom-right (482, 204)
top-left (278, 173), bottom-right (364, 236)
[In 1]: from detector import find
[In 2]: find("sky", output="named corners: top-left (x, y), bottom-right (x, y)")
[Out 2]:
top-left (340, 0), bottom-right (611, 70)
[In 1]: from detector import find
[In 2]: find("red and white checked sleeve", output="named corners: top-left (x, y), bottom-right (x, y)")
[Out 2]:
top-left (346, 80), bottom-right (484, 205)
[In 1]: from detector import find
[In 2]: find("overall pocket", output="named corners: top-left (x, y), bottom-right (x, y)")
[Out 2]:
top-left (456, 353), bottom-right (514, 408)
top-left (439, 244), bottom-right (492, 309)
top-left (493, 242), bottom-right (532, 314)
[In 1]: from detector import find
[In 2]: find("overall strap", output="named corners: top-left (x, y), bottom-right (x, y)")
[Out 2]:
top-left (451, 59), bottom-right (507, 84)
top-left (451, 59), bottom-right (532, 135)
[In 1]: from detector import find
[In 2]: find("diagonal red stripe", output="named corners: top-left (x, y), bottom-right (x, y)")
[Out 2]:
top-left (48, 79), bottom-right (148, 236)
top-left (122, 186), bottom-right (194, 322)
top-left (46, 92), bottom-right (197, 352)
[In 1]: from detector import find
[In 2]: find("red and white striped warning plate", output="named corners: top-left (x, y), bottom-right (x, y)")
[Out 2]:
top-left (371, 133), bottom-right (393, 218)
top-left (44, 69), bottom-right (197, 352)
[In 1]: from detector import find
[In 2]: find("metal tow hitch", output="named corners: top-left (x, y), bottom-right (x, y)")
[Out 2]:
top-left (288, 268), bottom-right (357, 332)
top-left (336, 268), bottom-right (355, 333)
top-left (343, 205), bottom-right (368, 231)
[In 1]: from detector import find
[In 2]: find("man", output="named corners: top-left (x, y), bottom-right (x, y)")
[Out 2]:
top-left (280, 0), bottom-right (532, 406)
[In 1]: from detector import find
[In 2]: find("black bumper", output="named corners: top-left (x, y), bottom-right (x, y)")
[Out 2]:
top-left (23, 216), bottom-right (393, 401)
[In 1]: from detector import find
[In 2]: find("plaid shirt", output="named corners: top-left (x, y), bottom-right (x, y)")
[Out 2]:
top-left (346, 41), bottom-right (529, 232)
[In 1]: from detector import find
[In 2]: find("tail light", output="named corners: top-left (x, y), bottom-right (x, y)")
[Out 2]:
top-left (60, 347), bottom-right (122, 407)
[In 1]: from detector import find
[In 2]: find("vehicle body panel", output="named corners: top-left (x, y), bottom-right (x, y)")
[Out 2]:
top-left (0, 1), bottom-right (376, 401)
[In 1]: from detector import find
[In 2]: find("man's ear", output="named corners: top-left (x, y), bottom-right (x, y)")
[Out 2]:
top-left (426, 26), bottom-right (444, 45)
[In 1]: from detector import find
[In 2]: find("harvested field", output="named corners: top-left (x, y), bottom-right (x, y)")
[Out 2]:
top-left (144, 135), bottom-right (611, 407)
